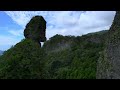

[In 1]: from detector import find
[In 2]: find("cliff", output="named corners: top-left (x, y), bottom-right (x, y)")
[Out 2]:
top-left (97, 11), bottom-right (120, 79)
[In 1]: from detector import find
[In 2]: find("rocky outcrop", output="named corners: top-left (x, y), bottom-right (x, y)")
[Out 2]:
top-left (97, 11), bottom-right (120, 79)
top-left (24, 16), bottom-right (46, 47)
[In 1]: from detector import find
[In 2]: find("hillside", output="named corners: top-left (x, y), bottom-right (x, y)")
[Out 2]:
top-left (1, 11), bottom-right (120, 79)
top-left (0, 39), bottom-right (47, 79)
top-left (0, 30), bottom-right (108, 79)
top-left (42, 30), bottom-right (107, 79)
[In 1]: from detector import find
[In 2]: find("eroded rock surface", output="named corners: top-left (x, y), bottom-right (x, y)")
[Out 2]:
top-left (24, 16), bottom-right (46, 47)
top-left (97, 11), bottom-right (120, 79)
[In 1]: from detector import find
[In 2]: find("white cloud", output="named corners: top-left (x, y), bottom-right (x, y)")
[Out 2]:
top-left (8, 29), bottom-right (23, 36)
top-left (0, 35), bottom-right (21, 46)
top-left (78, 11), bottom-right (115, 29)
top-left (0, 45), bottom-right (12, 51)
top-left (0, 34), bottom-right (24, 50)
top-left (5, 11), bottom-right (116, 40)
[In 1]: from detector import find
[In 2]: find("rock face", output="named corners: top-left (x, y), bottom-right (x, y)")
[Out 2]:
top-left (24, 16), bottom-right (46, 46)
top-left (97, 11), bottom-right (120, 79)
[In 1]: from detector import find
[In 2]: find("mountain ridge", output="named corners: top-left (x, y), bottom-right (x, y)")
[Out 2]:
top-left (0, 11), bottom-right (117, 79)
top-left (0, 29), bottom-right (108, 79)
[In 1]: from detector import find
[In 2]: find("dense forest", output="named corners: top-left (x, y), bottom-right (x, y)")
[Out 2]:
top-left (0, 30), bottom-right (108, 79)
top-left (0, 11), bottom-right (119, 79)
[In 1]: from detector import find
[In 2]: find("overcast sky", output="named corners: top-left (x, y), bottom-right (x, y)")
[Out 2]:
top-left (0, 11), bottom-right (116, 51)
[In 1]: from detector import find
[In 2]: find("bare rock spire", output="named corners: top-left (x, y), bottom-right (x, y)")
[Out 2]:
top-left (24, 16), bottom-right (46, 47)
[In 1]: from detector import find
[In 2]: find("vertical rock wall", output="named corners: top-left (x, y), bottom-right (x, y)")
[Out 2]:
top-left (97, 11), bottom-right (120, 79)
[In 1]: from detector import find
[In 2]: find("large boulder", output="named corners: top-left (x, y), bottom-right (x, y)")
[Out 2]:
top-left (24, 16), bottom-right (46, 45)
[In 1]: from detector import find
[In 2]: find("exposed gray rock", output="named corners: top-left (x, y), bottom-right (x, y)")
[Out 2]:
top-left (24, 16), bottom-right (46, 47)
top-left (97, 11), bottom-right (120, 79)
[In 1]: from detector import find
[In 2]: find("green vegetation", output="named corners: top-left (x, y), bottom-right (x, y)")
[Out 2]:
top-left (0, 30), bottom-right (108, 79)
top-left (0, 39), bottom-right (47, 79)
top-left (43, 32), bottom-right (106, 79)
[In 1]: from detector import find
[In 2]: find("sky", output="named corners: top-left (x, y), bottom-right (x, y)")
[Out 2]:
top-left (0, 11), bottom-right (116, 51)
